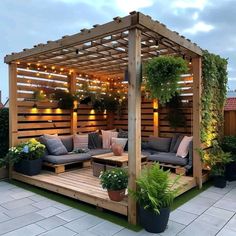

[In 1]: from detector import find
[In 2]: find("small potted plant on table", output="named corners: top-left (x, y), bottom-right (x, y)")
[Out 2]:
top-left (1, 138), bottom-right (45, 176)
top-left (129, 163), bottom-right (179, 233)
top-left (100, 168), bottom-right (128, 202)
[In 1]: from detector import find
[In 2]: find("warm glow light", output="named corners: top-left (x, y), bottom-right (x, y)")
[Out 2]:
top-left (51, 66), bottom-right (55, 70)
top-left (45, 108), bottom-right (52, 113)
top-left (31, 108), bottom-right (38, 113)
top-left (60, 68), bottom-right (64, 71)
top-left (36, 63), bottom-right (40, 66)
top-left (90, 109), bottom-right (95, 114)
top-left (16, 61), bottom-right (20, 65)
top-left (27, 63), bottom-right (31, 66)
top-left (56, 108), bottom-right (62, 113)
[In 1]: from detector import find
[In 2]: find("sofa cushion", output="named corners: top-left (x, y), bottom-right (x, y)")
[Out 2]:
top-left (44, 153), bottom-right (91, 164)
top-left (59, 135), bottom-right (73, 152)
top-left (101, 130), bottom-right (118, 149)
top-left (88, 132), bottom-right (102, 149)
top-left (111, 137), bottom-right (128, 149)
top-left (148, 137), bottom-right (172, 152)
top-left (45, 138), bottom-right (68, 155)
top-left (173, 135), bottom-right (184, 153)
top-left (176, 136), bottom-right (193, 158)
top-left (118, 129), bottom-right (128, 151)
top-left (148, 152), bottom-right (188, 166)
top-left (170, 134), bottom-right (181, 153)
top-left (73, 134), bottom-right (88, 150)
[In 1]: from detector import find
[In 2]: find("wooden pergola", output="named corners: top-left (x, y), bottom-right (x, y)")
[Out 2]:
top-left (5, 11), bottom-right (203, 224)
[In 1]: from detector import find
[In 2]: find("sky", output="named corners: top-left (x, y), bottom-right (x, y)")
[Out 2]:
top-left (1, 0), bottom-right (236, 103)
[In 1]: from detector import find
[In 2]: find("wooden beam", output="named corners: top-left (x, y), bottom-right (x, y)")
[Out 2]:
top-left (128, 28), bottom-right (142, 225)
top-left (9, 63), bottom-right (18, 178)
top-left (69, 71), bottom-right (77, 134)
top-left (192, 57), bottom-right (202, 188)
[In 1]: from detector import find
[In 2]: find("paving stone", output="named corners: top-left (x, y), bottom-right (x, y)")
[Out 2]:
top-left (169, 209), bottom-right (198, 225)
top-left (1, 223), bottom-right (45, 236)
top-left (1, 198), bottom-right (35, 210)
top-left (36, 215), bottom-right (67, 230)
top-left (114, 228), bottom-right (156, 236)
top-left (36, 206), bottom-right (62, 218)
top-left (9, 190), bottom-right (35, 199)
top-left (53, 202), bottom-right (71, 211)
top-left (57, 208), bottom-right (87, 222)
top-left (40, 226), bottom-right (77, 236)
top-left (0, 212), bottom-right (11, 223)
top-left (160, 220), bottom-right (185, 236)
top-left (3, 204), bottom-right (39, 218)
top-left (214, 198), bottom-right (236, 212)
top-left (32, 199), bottom-right (56, 209)
top-left (216, 227), bottom-right (236, 236)
top-left (89, 221), bottom-right (124, 236)
top-left (0, 194), bottom-right (15, 205)
top-left (223, 214), bottom-right (236, 232)
top-left (0, 182), bottom-right (15, 191)
top-left (64, 214), bottom-right (103, 233)
top-left (0, 212), bottom-right (44, 235)
top-left (29, 195), bottom-right (49, 202)
top-left (207, 186), bottom-right (232, 195)
top-left (198, 190), bottom-right (223, 201)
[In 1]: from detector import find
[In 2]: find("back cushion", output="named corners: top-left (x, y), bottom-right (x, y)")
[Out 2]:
top-left (170, 133), bottom-right (180, 153)
top-left (73, 134), bottom-right (89, 150)
top-left (148, 136), bottom-right (172, 152)
top-left (118, 129), bottom-right (128, 151)
top-left (45, 138), bottom-right (68, 155)
top-left (111, 137), bottom-right (128, 149)
top-left (176, 136), bottom-right (193, 158)
top-left (173, 135), bottom-right (184, 153)
top-left (88, 132), bottom-right (102, 149)
top-left (101, 130), bottom-right (118, 149)
top-left (59, 135), bottom-right (73, 152)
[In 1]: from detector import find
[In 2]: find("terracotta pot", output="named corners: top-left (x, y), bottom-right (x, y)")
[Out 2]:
top-left (111, 143), bottom-right (123, 156)
top-left (107, 189), bottom-right (126, 201)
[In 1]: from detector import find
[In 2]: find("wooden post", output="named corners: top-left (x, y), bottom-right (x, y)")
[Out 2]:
top-left (9, 63), bottom-right (18, 178)
top-left (153, 99), bottom-right (159, 136)
top-left (107, 112), bottom-right (114, 130)
top-left (128, 28), bottom-right (142, 225)
top-left (192, 57), bottom-right (202, 188)
top-left (69, 71), bottom-right (77, 134)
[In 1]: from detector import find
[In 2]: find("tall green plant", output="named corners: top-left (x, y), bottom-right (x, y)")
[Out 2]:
top-left (144, 56), bottom-right (188, 105)
top-left (129, 163), bottom-right (179, 214)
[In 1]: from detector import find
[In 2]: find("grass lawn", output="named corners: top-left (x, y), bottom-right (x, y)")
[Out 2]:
top-left (6, 179), bottom-right (212, 231)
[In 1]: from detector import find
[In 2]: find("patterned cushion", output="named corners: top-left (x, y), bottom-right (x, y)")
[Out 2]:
top-left (73, 134), bottom-right (89, 150)
top-left (45, 138), bottom-right (68, 155)
top-left (111, 137), bottom-right (128, 149)
top-left (176, 136), bottom-right (193, 158)
top-left (101, 130), bottom-right (118, 149)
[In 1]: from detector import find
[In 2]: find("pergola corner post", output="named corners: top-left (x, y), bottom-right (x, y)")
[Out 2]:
top-left (192, 57), bottom-right (202, 188)
top-left (127, 28), bottom-right (142, 224)
top-left (9, 62), bottom-right (18, 178)
top-left (69, 71), bottom-right (78, 134)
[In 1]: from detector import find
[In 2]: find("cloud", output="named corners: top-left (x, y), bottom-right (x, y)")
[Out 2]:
top-left (183, 21), bottom-right (214, 34)
top-left (115, 0), bottom-right (154, 13)
top-left (172, 0), bottom-right (208, 10)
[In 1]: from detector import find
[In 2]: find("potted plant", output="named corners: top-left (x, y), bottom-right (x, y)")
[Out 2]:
top-left (100, 168), bottom-right (128, 202)
top-left (221, 136), bottom-right (236, 181)
top-left (1, 138), bottom-right (45, 176)
top-left (129, 163), bottom-right (179, 233)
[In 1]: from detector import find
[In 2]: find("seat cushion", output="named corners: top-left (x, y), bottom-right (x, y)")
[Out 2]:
top-left (43, 153), bottom-right (91, 164)
top-left (148, 137), bottom-right (172, 152)
top-left (148, 152), bottom-right (188, 166)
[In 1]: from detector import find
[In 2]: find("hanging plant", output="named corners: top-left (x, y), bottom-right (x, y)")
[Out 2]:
top-left (92, 94), bottom-right (119, 112)
top-left (54, 90), bottom-right (75, 109)
top-left (144, 56), bottom-right (188, 105)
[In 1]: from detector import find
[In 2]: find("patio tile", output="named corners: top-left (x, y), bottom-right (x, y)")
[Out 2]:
top-left (3, 204), bottom-right (39, 218)
top-left (0, 212), bottom-right (11, 223)
top-left (1, 223), bottom-right (45, 236)
top-left (36, 215), bottom-right (67, 230)
top-left (36, 206), bottom-right (62, 218)
top-left (1, 197), bottom-right (35, 210)
top-left (160, 221), bottom-right (185, 236)
top-left (223, 213), bottom-right (236, 231)
top-left (9, 189), bottom-right (35, 199)
top-left (169, 209), bottom-right (198, 225)
top-left (0, 194), bottom-right (15, 205)
top-left (0, 182), bottom-right (16, 191)
top-left (32, 199), bottom-right (56, 209)
top-left (198, 190), bottom-right (223, 201)
top-left (214, 198), bottom-right (236, 212)
top-left (53, 202), bottom-right (71, 211)
top-left (57, 208), bottom-right (87, 222)
top-left (114, 229), bottom-right (156, 236)
top-left (40, 226), bottom-right (77, 236)
top-left (64, 214), bottom-right (103, 233)
top-left (29, 195), bottom-right (49, 202)
top-left (89, 221), bottom-right (124, 236)
top-left (207, 186), bottom-right (232, 195)
top-left (216, 227), bottom-right (236, 236)
top-left (0, 212), bottom-right (44, 235)
top-left (203, 206), bottom-right (234, 221)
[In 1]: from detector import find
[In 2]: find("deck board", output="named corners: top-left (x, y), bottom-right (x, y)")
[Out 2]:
top-left (12, 167), bottom-right (197, 216)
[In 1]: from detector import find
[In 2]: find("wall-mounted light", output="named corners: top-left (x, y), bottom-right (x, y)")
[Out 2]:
top-left (189, 57), bottom-right (192, 65)
top-left (33, 103), bottom-right (38, 109)
top-left (73, 108), bottom-right (78, 113)
top-left (153, 108), bottom-right (158, 113)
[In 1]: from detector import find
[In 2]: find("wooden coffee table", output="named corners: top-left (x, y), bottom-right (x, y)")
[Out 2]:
top-left (91, 152), bottom-right (147, 176)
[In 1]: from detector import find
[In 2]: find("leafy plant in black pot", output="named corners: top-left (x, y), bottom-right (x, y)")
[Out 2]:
top-left (221, 136), bottom-right (236, 181)
top-left (129, 163), bottom-right (179, 233)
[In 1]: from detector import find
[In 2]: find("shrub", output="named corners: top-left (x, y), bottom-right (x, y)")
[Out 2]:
top-left (100, 168), bottom-right (128, 190)
top-left (0, 108), bottom-right (9, 158)
top-left (221, 136), bottom-right (236, 155)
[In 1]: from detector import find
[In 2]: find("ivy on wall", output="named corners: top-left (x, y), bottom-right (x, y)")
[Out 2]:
top-left (201, 51), bottom-right (228, 146)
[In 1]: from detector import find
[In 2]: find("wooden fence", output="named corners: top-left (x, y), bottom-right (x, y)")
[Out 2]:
top-left (224, 110), bottom-right (236, 136)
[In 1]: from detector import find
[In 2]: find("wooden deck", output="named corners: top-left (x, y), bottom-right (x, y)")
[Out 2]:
top-left (12, 167), bottom-right (197, 216)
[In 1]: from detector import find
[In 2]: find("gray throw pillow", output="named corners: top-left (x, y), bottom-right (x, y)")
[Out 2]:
top-left (173, 135), bottom-right (184, 153)
top-left (45, 138), bottom-right (68, 155)
top-left (118, 129), bottom-right (128, 151)
top-left (148, 137), bottom-right (172, 152)
top-left (170, 133), bottom-right (181, 153)
top-left (59, 135), bottom-right (73, 152)
top-left (88, 132), bottom-right (102, 149)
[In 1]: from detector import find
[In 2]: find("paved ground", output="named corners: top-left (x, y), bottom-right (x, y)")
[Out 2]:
top-left (0, 181), bottom-right (236, 236)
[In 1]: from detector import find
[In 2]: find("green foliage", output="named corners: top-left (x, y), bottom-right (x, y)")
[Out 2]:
top-left (129, 163), bottom-right (180, 214)
top-left (0, 138), bottom-right (45, 167)
top-left (0, 108), bottom-right (9, 158)
top-left (199, 141), bottom-right (232, 176)
top-left (100, 168), bottom-right (128, 190)
top-left (144, 56), bottom-right (188, 105)
top-left (54, 90), bottom-right (75, 109)
top-left (221, 136), bottom-right (236, 154)
top-left (201, 51), bottom-right (228, 145)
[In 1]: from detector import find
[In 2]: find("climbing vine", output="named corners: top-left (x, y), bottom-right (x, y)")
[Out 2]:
top-left (201, 51), bottom-right (228, 146)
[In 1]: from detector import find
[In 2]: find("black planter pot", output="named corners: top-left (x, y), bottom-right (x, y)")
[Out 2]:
top-left (139, 206), bottom-right (170, 233)
top-left (225, 162), bottom-right (236, 181)
top-left (14, 158), bottom-right (42, 176)
top-left (213, 175), bottom-right (226, 188)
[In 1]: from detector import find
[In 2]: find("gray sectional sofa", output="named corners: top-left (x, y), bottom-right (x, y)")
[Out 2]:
top-left (142, 134), bottom-right (193, 172)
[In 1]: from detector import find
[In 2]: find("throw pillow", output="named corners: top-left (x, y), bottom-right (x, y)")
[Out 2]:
top-left (148, 136), bottom-right (172, 152)
top-left (45, 138), bottom-right (68, 155)
top-left (73, 134), bottom-right (89, 150)
top-left (118, 129), bottom-right (128, 151)
top-left (88, 132), bottom-right (102, 149)
top-left (101, 130), bottom-right (118, 149)
top-left (59, 135), bottom-right (73, 152)
top-left (170, 133), bottom-right (181, 153)
top-left (43, 134), bottom-right (58, 139)
top-left (176, 136), bottom-right (193, 158)
top-left (173, 135), bottom-right (184, 153)
top-left (111, 137), bottom-right (128, 150)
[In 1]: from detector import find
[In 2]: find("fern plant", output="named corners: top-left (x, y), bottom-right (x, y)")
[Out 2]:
top-left (129, 163), bottom-right (180, 214)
